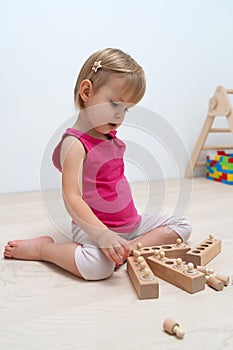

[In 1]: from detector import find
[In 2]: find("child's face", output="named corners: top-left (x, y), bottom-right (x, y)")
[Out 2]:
top-left (83, 77), bottom-right (134, 135)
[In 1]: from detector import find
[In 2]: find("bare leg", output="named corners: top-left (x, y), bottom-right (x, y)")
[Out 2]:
top-left (130, 227), bottom-right (180, 250)
top-left (4, 236), bottom-right (83, 278)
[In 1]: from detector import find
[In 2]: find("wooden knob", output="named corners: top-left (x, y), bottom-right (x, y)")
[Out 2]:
top-left (176, 238), bottom-right (182, 245)
top-left (163, 319), bottom-right (184, 339)
top-left (140, 261), bottom-right (146, 270)
top-left (209, 233), bottom-right (214, 240)
top-left (159, 250), bottom-right (166, 259)
top-left (143, 268), bottom-right (150, 278)
top-left (137, 242), bottom-right (142, 250)
top-left (187, 262), bottom-right (194, 272)
top-left (176, 258), bottom-right (182, 266)
top-left (133, 250), bottom-right (141, 258)
top-left (206, 268), bottom-right (214, 275)
top-left (136, 256), bottom-right (144, 264)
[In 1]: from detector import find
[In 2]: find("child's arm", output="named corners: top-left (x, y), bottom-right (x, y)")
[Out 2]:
top-left (60, 136), bottom-right (131, 264)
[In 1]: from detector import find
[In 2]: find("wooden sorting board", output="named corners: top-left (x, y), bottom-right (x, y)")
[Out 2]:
top-left (127, 256), bottom-right (159, 299)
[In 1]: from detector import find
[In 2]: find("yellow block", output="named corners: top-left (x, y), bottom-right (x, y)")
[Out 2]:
top-left (227, 174), bottom-right (233, 181)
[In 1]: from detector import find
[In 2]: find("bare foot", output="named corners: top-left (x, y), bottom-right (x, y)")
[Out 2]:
top-left (3, 236), bottom-right (54, 260)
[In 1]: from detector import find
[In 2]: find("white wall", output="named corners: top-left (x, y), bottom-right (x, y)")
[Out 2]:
top-left (1, 0), bottom-right (233, 193)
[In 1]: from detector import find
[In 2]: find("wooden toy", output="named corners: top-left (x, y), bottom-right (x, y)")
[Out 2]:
top-left (135, 239), bottom-right (191, 260)
top-left (147, 253), bottom-right (206, 294)
top-left (185, 234), bottom-right (221, 267)
top-left (185, 85), bottom-right (233, 178)
top-left (206, 275), bottom-right (224, 291)
top-left (197, 266), bottom-right (214, 275)
top-left (127, 254), bottom-right (159, 299)
top-left (215, 274), bottom-right (230, 286)
top-left (197, 266), bottom-right (230, 287)
top-left (163, 319), bottom-right (184, 339)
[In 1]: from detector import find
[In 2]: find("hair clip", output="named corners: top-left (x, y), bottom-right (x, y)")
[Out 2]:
top-left (92, 60), bottom-right (102, 73)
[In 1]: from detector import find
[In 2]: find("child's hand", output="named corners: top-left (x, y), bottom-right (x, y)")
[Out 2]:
top-left (98, 232), bottom-right (131, 264)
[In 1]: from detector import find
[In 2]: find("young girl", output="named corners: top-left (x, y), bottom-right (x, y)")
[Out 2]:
top-left (4, 48), bottom-right (191, 280)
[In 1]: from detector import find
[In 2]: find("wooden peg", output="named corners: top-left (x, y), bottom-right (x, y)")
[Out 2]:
top-left (139, 261), bottom-right (146, 271)
top-left (187, 262), bottom-right (194, 272)
top-left (137, 242), bottom-right (143, 250)
top-left (197, 266), bottom-right (214, 275)
top-left (209, 233), bottom-right (214, 240)
top-left (163, 319), bottom-right (184, 339)
top-left (206, 275), bottom-right (224, 291)
top-left (159, 250), bottom-right (166, 260)
top-left (136, 256), bottom-right (144, 264)
top-left (175, 258), bottom-right (184, 269)
top-left (176, 238), bottom-right (182, 246)
top-left (215, 274), bottom-right (230, 286)
top-left (197, 265), bottom-right (207, 274)
top-left (143, 268), bottom-right (150, 276)
top-left (133, 250), bottom-right (141, 258)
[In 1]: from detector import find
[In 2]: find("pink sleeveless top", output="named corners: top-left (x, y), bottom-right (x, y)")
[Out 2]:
top-left (52, 128), bottom-right (141, 233)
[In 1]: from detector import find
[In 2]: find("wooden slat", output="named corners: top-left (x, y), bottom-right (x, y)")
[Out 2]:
top-left (226, 89), bottom-right (233, 94)
top-left (202, 145), bottom-right (233, 150)
top-left (209, 128), bottom-right (231, 133)
top-left (196, 162), bottom-right (206, 167)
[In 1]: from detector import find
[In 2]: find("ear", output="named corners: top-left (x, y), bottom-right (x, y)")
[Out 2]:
top-left (79, 79), bottom-right (93, 103)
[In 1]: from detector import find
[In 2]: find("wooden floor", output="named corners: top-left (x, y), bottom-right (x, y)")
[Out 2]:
top-left (0, 177), bottom-right (233, 350)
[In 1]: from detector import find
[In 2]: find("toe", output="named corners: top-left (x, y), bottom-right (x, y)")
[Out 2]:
top-left (7, 241), bottom-right (17, 247)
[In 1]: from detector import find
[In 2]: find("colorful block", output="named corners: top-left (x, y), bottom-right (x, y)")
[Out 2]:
top-left (206, 151), bottom-right (233, 185)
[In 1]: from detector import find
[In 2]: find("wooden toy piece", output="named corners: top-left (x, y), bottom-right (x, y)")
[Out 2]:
top-left (174, 258), bottom-right (185, 270)
top-left (147, 254), bottom-right (206, 294)
top-left (137, 242), bottom-right (143, 250)
top-left (215, 274), bottom-right (230, 286)
top-left (159, 250), bottom-right (166, 260)
top-left (185, 235), bottom-right (221, 267)
top-left (127, 256), bottom-right (159, 299)
top-left (137, 241), bottom-right (191, 260)
top-left (185, 85), bottom-right (233, 178)
top-left (132, 249), bottom-right (141, 258)
top-left (197, 266), bottom-right (214, 275)
top-left (197, 267), bottom-right (230, 287)
top-left (206, 275), bottom-right (224, 291)
top-left (163, 319), bottom-right (184, 339)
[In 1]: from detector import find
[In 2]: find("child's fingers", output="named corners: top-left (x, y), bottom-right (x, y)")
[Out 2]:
top-left (101, 247), bottom-right (123, 264)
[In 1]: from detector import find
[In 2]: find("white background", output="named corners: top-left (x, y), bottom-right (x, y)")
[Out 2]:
top-left (1, 0), bottom-right (233, 193)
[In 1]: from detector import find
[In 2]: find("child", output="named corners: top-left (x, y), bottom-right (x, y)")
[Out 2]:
top-left (4, 48), bottom-right (191, 280)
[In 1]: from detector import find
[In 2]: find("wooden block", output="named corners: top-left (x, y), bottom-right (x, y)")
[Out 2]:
top-left (138, 241), bottom-right (191, 260)
top-left (147, 255), bottom-right (206, 294)
top-left (127, 256), bottom-right (159, 299)
top-left (185, 236), bottom-right (221, 267)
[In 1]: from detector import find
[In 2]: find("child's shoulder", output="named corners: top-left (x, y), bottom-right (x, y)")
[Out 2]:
top-left (60, 134), bottom-right (86, 170)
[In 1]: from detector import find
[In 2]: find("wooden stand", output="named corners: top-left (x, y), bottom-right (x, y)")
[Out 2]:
top-left (185, 86), bottom-right (233, 178)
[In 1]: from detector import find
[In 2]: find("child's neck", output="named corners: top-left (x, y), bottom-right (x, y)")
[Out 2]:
top-left (72, 119), bottom-right (109, 141)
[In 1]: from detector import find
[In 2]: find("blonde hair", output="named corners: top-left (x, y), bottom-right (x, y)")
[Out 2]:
top-left (74, 48), bottom-right (146, 109)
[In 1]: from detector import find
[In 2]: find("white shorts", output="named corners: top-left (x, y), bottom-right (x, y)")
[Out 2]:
top-left (72, 213), bottom-right (192, 281)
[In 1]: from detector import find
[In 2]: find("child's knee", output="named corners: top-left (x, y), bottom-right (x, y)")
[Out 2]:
top-left (177, 216), bottom-right (192, 242)
top-left (74, 245), bottom-right (115, 281)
